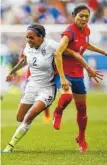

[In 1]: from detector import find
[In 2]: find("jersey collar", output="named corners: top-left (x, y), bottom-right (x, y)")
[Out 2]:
top-left (74, 23), bottom-right (87, 34)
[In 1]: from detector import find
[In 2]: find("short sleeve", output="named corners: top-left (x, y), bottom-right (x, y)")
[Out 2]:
top-left (50, 39), bottom-right (59, 50)
top-left (62, 26), bottom-right (74, 41)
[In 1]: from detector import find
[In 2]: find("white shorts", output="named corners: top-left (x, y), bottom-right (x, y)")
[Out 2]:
top-left (20, 81), bottom-right (56, 107)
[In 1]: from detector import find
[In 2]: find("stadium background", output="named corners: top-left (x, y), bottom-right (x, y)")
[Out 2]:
top-left (1, 0), bottom-right (107, 165)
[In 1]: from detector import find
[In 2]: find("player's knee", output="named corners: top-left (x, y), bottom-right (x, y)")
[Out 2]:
top-left (16, 114), bottom-right (23, 122)
top-left (58, 94), bottom-right (73, 110)
top-left (75, 101), bottom-right (87, 115)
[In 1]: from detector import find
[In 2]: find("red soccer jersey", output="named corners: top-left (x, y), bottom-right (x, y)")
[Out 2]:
top-left (59, 23), bottom-right (90, 77)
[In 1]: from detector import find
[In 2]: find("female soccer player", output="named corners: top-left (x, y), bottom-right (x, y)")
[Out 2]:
top-left (53, 4), bottom-right (107, 152)
top-left (2, 23), bottom-right (102, 153)
top-left (2, 23), bottom-right (68, 153)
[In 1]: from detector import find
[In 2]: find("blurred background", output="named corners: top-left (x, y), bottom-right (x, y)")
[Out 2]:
top-left (0, 0), bottom-right (107, 99)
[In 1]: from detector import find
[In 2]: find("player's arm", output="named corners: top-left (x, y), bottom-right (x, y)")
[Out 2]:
top-left (87, 43), bottom-right (107, 56)
top-left (6, 56), bottom-right (27, 82)
top-left (64, 48), bottom-right (103, 83)
top-left (65, 48), bottom-right (90, 69)
top-left (54, 35), bottom-right (70, 90)
top-left (64, 48), bottom-right (95, 72)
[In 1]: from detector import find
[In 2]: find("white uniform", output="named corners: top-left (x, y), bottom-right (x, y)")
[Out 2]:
top-left (21, 38), bottom-right (59, 107)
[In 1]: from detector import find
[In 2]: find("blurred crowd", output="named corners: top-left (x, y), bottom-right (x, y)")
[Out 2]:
top-left (1, 0), bottom-right (107, 25)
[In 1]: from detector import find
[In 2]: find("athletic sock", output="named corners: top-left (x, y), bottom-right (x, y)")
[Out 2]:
top-left (77, 114), bottom-right (87, 140)
top-left (75, 101), bottom-right (87, 141)
top-left (9, 122), bottom-right (30, 147)
top-left (54, 94), bottom-right (73, 114)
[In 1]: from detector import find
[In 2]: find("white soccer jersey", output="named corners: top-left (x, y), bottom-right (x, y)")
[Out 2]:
top-left (23, 38), bottom-right (59, 88)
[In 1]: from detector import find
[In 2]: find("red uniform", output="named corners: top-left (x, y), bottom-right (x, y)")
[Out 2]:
top-left (61, 23), bottom-right (90, 78)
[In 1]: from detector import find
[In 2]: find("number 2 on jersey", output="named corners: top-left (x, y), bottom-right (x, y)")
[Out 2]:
top-left (33, 57), bottom-right (37, 66)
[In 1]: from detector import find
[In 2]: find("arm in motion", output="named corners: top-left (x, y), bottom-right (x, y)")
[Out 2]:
top-left (64, 48), bottom-right (103, 83)
top-left (6, 56), bottom-right (27, 82)
top-left (87, 43), bottom-right (107, 56)
top-left (54, 36), bottom-right (70, 90)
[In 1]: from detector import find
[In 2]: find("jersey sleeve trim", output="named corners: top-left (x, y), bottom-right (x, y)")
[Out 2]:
top-left (62, 29), bottom-right (75, 42)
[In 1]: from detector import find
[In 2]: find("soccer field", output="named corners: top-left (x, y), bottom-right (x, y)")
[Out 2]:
top-left (1, 91), bottom-right (107, 165)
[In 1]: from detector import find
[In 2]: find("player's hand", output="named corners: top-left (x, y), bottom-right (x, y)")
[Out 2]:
top-left (87, 67), bottom-right (103, 83)
top-left (6, 74), bottom-right (15, 82)
top-left (60, 76), bottom-right (70, 91)
top-left (104, 51), bottom-right (107, 56)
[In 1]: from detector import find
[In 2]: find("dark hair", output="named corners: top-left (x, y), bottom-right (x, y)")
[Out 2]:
top-left (27, 24), bottom-right (46, 37)
top-left (72, 4), bottom-right (90, 17)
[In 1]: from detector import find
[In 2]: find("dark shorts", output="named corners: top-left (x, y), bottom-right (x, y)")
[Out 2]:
top-left (54, 74), bottom-right (87, 94)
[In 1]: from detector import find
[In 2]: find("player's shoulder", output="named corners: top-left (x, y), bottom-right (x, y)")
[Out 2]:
top-left (64, 24), bottom-right (75, 31)
top-left (45, 38), bottom-right (58, 48)
top-left (64, 24), bottom-right (79, 36)
top-left (24, 43), bottom-right (30, 50)
top-left (45, 38), bottom-right (58, 45)
top-left (23, 43), bottom-right (31, 56)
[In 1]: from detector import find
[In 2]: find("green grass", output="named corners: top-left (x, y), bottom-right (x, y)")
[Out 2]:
top-left (1, 90), bottom-right (107, 165)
